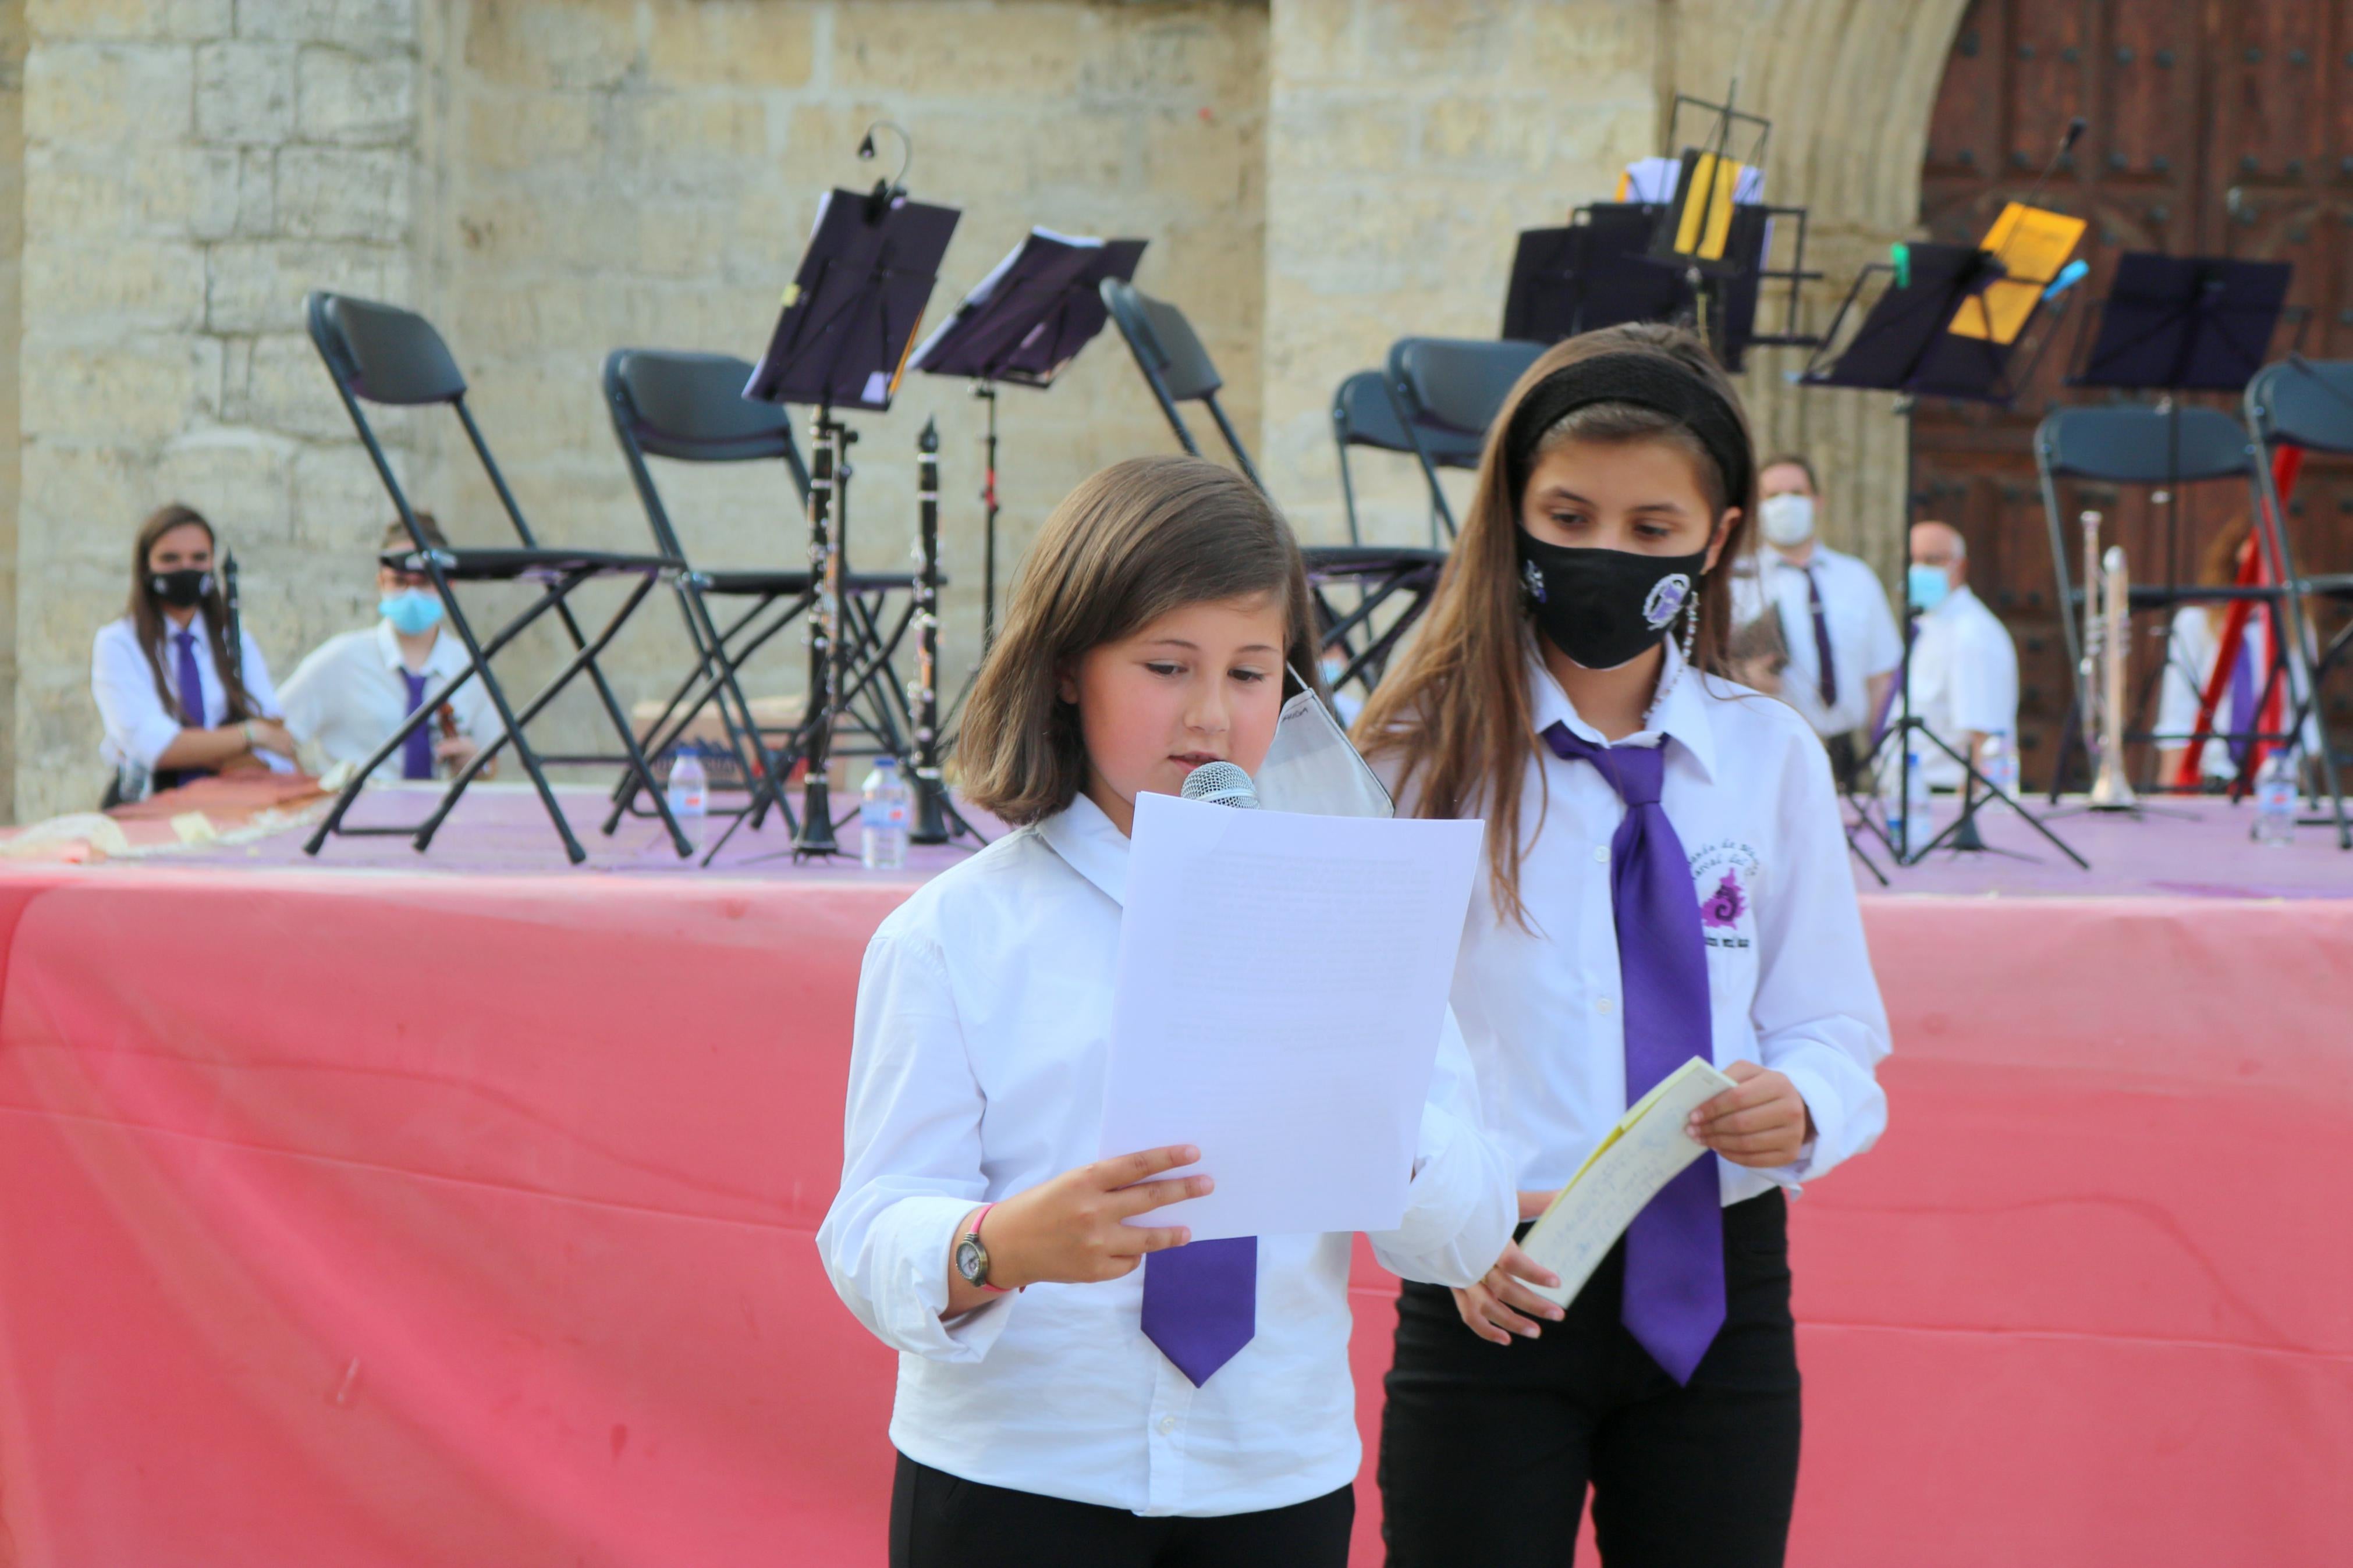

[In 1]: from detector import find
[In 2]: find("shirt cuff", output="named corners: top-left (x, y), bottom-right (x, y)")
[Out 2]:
top-left (861, 1194), bottom-right (1021, 1363)
top-left (1768, 1058), bottom-right (1847, 1185)
top-left (1367, 1104), bottom-right (1511, 1288)
top-left (128, 713), bottom-right (185, 770)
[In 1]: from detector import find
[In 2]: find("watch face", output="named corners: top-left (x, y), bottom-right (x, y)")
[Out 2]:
top-left (955, 1237), bottom-right (986, 1285)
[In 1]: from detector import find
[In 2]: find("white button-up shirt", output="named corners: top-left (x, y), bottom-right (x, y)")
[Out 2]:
top-left (1392, 643), bottom-right (1890, 1202)
top-left (1904, 584), bottom-right (2018, 789)
top-left (91, 610), bottom-right (284, 771)
top-left (818, 792), bottom-right (1513, 1517)
top-left (1731, 543), bottom-right (1903, 737)
top-left (278, 620), bottom-right (501, 780)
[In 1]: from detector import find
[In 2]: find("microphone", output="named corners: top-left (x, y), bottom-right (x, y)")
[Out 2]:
top-left (1180, 760), bottom-right (1260, 810)
top-left (2063, 117), bottom-right (2086, 152)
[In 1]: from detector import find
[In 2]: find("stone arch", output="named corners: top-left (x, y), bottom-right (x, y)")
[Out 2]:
top-left (1674, 0), bottom-right (1977, 578)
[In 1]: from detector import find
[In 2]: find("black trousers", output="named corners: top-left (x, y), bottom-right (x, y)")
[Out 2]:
top-left (889, 1452), bottom-right (1353, 1568)
top-left (1378, 1191), bottom-right (1801, 1568)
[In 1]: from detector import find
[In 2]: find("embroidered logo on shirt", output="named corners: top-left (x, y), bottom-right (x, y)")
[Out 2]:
top-left (1699, 870), bottom-right (1747, 930)
top-left (1687, 839), bottom-right (1761, 950)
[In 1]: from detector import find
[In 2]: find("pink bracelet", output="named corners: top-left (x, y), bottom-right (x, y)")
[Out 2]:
top-left (971, 1202), bottom-right (1014, 1293)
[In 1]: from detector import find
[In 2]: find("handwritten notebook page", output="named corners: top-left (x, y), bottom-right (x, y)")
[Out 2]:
top-left (1518, 1056), bottom-right (1737, 1309)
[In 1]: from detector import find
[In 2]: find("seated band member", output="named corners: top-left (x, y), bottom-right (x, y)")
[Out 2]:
top-left (279, 514), bottom-right (499, 782)
top-left (91, 502), bottom-right (293, 801)
top-left (1903, 521), bottom-right (2018, 789)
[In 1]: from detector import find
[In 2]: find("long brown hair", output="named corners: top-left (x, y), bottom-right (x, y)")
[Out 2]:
top-left (126, 502), bottom-right (257, 724)
top-left (959, 456), bottom-right (1322, 826)
top-left (1353, 323), bottom-right (1757, 920)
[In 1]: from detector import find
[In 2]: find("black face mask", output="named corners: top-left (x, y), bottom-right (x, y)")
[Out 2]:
top-left (150, 568), bottom-right (212, 609)
top-left (1517, 531), bottom-right (1705, 671)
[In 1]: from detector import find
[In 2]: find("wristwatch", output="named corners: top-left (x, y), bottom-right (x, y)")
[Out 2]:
top-left (954, 1203), bottom-right (1012, 1294)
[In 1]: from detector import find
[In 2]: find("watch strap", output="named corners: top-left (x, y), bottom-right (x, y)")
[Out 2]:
top-left (967, 1201), bottom-right (1013, 1293)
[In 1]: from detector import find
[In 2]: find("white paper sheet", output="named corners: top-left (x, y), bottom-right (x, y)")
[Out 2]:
top-left (1519, 1057), bottom-right (1737, 1308)
top-left (1096, 792), bottom-right (1483, 1240)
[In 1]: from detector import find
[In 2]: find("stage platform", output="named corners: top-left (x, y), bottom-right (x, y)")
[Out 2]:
top-left (0, 783), bottom-right (2345, 1567)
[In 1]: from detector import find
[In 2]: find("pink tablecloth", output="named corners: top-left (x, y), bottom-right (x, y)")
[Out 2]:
top-left (0, 868), bottom-right (2344, 1566)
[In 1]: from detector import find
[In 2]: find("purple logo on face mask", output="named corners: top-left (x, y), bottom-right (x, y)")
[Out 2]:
top-left (1699, 870), bottom-right (1746, 929)
top-left (1642, 573), bottom-right (1692, 629)
top-left (1522, 559), bottom-right (1547, 605)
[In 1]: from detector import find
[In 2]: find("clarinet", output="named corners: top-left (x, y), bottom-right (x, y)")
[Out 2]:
top-left (793, 415), bottom-right (842, 854)
top-left (909, 418), bottom-right (949, 844)
top-left (222, 545), bottom-right (243, 692)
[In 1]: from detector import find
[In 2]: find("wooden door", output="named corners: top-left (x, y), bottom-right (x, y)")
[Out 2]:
top-left (1917, 0), bottom-right (2353, 790)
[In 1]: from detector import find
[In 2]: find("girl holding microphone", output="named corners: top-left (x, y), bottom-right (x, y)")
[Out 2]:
top-left (819, 456), bottom-right (1513, 1568)
top-left (1360, 325), bottom-right (1891, 1567)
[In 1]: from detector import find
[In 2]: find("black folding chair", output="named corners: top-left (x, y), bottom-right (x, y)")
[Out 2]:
top-left (302, 291), bottom-right (687, 864)
top-left (2244, 358), bottom-right (2353, 844)
top-left (602, 348), bottom-right (927, 847)
top-left (1099, 277), bottom-right (1265, 490)
top-left (1383, 337), bottom-right (1547, 540)
top-left (1331, 369), bottom-right (1482, 547)
top-left (2033, 401), bottom-right (2345, 837)
top-left (1098, 279), bottom-right (1446, 699)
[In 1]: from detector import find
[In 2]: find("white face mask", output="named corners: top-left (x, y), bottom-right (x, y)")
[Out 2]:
top-left (1758, 492), bottom-right (1816, 548)
top-left (1254, 671), bottom-right (1393, 819)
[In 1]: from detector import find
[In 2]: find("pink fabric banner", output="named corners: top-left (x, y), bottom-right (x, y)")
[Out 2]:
top-left (0, 869), bottom-right (2344, 1565)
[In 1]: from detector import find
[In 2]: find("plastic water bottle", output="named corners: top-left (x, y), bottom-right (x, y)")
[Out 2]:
top-left (1879, 751), bottom-right (1908, 854)
top-left (2253, 753), bottom-right (2298, 847)
top-left (1981, 731), bottom-right (2018, 799)
top-left (1905, 746), bottom-right (1935, 853)
top-left (860, 756), bottom-right (910, 870)
top-left (665, 744), bottom-right (708, 846)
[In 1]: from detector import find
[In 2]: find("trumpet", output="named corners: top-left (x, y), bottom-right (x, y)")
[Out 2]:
top-left (2080, 512), bottom-right (2136, 809)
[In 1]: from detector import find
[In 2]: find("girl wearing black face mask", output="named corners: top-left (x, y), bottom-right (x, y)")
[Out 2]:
top-left (1357, 325), bottom-right (1890, 1568)
top-left (91, 502), bottom-right (294, 803)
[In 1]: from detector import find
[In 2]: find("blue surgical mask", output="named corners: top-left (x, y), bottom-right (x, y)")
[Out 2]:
top-left (379, 589), bottom-right (444, 635)
top-left (1907, 564), bottom-right (1951, 613)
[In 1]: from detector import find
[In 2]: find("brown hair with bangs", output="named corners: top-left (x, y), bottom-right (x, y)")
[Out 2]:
top-left (959, 455), bottom-right (1323, 826)
top-left (1353, 322), bottom-right (1757, 922)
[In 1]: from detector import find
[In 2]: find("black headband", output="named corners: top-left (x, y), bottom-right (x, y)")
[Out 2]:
top-left (1503, 351), bottom-right (1753, 519)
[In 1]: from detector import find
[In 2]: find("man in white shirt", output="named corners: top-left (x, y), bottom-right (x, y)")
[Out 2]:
top-left (279, 514), bottom-right (501, 782)
top-left (1731, 454), bottom-right (1903, 790)
top-left (1903, 520), bottom-right (2018, 789)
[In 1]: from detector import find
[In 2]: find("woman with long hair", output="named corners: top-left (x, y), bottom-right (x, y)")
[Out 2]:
top-left (91, 503), bottom-right (293, 801)
top-left (1361, 324), bottom-right (1890, 1567)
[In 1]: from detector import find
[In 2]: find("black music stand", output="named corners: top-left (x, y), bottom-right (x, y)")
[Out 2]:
top-left (911, 229), bottom-right (1145, 653)
top-left (744, 186), bottom-right (960, 857)
top-left (1503, 202), bottom-right (1790, 372)
top-left (1802, 242), bottom-right (2088, 869)
top-left (2050, 253), bottom-right (2294, 799)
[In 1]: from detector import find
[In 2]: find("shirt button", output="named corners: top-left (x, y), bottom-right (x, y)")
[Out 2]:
top-left (1596, 995), bottom-right (1617, 1015)
top-left (1157, 1416), bottom-right (1178, 1435)
top-left (1593, 845), bottom-right (1610, 864)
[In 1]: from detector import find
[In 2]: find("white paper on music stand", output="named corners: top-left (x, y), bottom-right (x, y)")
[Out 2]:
top-left (1096, 791), bottom-right (1483, 1241)
top-left (1519, 1057), bottom-right (1737, 1309)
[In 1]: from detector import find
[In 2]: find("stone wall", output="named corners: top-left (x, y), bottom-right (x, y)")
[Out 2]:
top-left (1, 0), bottom-right (1961, 823)
top-left (16, 0), bottom-right (420, 822)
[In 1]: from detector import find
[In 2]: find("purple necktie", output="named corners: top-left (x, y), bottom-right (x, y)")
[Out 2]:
top-left (1141, 1235), bottom-right (1255, 1386)
top-left (1543, 721), bottom-right (1725, 1385)
top-left (172, 629), bottom-right (204, 727)
top-left (1802, 563), bottom-right (1837, 709)
top-left (400, 669), bottom-right (435, 781)
top-left (2223, 621), bottom-right (2260, 771)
